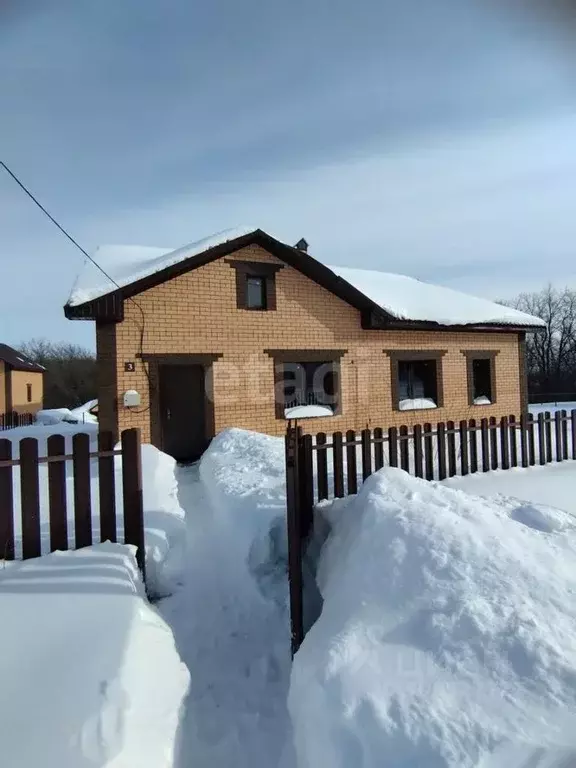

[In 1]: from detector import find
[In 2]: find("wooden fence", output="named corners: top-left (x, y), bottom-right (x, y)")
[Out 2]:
top-left (0, 412), bottom-right (34, 431)
top-left (285, 410), bottom-right (576, 654)
top-left (0, 428), bottom-right (145, 579)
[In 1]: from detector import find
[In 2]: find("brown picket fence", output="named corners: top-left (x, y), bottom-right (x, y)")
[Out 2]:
top-left (0, 412), bottom-right (34, 431)
top-left (0, 428), bottom-right (145, 579)
top-left (285, 410), bottom-right (576, 654)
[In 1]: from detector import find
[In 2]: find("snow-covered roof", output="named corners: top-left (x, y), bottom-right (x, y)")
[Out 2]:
top-left (67, 227), bottom-right (257, 307)
top-left (66, 227), bottom-right (544, 328)
top-left (326, 265), bottom-right (545, 328)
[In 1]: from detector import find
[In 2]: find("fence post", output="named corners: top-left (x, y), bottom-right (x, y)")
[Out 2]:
top-left (572, 410), bottom-right (576, 460)
top-left (20, 438), bottom-right (41, 559)
top-left (47, 434), bottom-right (68, 552)
top-left (285, 424), bottom-right (303, 656)
top-left (121, 428), bottom-right (145, 580)
top-left (299, 434), bottom-right (315, 541)
top-left (0, 438), bottom-right (14, 560)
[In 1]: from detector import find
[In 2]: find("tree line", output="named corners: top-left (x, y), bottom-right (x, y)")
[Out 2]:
top-left (15, 285), bottom-right (576, 411)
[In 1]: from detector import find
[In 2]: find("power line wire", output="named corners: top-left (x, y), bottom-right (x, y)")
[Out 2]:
top-left (0, 160), bottom-right (152, 412)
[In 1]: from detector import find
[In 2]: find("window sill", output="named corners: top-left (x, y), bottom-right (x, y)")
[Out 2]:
top-left (398, 398), bottom-right (438, 412)
top-left (284, 404), bottom-right (336, 420)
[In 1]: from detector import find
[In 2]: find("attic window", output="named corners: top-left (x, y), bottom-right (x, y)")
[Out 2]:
top-left (226, 259), bottom-right (284, 312)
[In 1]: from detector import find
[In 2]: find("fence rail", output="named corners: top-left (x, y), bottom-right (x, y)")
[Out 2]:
top-left (285, 410), bottom-right (576, 654)
top-left (0, 412), bottom-right (34, 431)
top-left (0, 428), bottom-right (145, 578)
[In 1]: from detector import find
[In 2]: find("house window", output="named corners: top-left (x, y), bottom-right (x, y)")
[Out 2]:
top-left (265, 349), bottom-right (346, 419)
top-left (26, 383), bottom-right (32, 403)
top-left (398, 360), bottom-right (438, 410)
top-left (246, 276), bottom-right (267, 309)
top-left (385, 350), bottom-right (446, 411)
top-left (226, 259), bottom-right (284, 311)
top-left (462, 351), bottom-right (497, 405)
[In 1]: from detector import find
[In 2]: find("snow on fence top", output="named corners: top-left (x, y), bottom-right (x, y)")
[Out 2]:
top-left (67, 227), bottom-right (544, 328)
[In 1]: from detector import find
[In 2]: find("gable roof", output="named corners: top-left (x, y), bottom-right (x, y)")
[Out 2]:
top-left (0, 344), bottom-right (45, 373)
top-left (64, 227), bottom-right (544, 331)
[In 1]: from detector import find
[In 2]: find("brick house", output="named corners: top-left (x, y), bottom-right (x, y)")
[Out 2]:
top-left (65, 228), bottom-right (543, 461)
top-left (0, 344), bottom-right (44, 416)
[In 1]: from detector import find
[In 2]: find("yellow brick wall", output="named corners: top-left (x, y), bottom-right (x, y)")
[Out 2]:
top-left (107, 244), bottom-right (523, 442)
top-left (10, 370), bottom-right (43, 414)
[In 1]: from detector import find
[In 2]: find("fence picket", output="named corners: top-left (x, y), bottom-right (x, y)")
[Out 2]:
top-left (399, 425), bottom-right (410, 472)
top-left (0, 438), bottom-right (14, 560)
top-left (561, 410), bottom-right (569, 460)
top-left (460, 420), bottom-right (469, 476)
top-left (519, 413), bottom-right (529, 468)
top-left (572, 410), bottom-right (576, 460)
top-left (300, 435), bottom-right (315, 540)
top-left (346, 430), bottom-right (358, 495)
top-left (527, 413), bottom-right (535, 466)
top-left (469, 419), bottom-right (478, 475)
top-left (361, 428), bottom-right (372, 481)
top-left (373, 428), bottom-right (384, 471)
top-left (538, 412), bottom-right (546, 465)
top-left (316, 432), bottom-right (329, 501)
top-left (481, 418), bottom-right (490, 472)
top-left (47, 434), bottom-right (68, 552)
top-left (73, 433), bottom-right (92, 550)
top-left (489, 417), bottom-right (498, 469)
top-left (424, 423), bottom-right (434, 480)
top-left (509, 415), bottom-right (518, 468)
top-left (437, 422), bottom-right (447, 480)
top-left (98, 431), bottom-right (116, 544)
top-left (413, 424), bottom-right (423, 478)
top-left (388, 427), bottom-right (398, 468)
top-left (544, 411), bottom-right (553, 463)
top-left (332, 432), bottom-right (344, 497)
top-left (20, 438), bottom-right (41, 559)
top-left (446, 421), bottom-right (456, 477)
top-left (500, 416), bottom-right (510, 470)
top-left (554, 411), bottom-right (563, 462)
top-left (121, 428), bottom-right (146, 576)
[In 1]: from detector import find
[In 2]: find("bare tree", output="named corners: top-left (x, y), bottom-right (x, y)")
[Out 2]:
top-left (19, 338), bottom-right (97, 409)
top-left (505, 286), bottom-right (576, 395)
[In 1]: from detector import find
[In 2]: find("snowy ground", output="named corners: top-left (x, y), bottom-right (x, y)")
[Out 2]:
top-left (3, 421), bottom-right (576, 766)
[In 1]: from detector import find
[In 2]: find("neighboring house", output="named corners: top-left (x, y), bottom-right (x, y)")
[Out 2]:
top-left (65, 227), bottom-right (544, 461)
top-left (0, 344), bottom-right (44, 416)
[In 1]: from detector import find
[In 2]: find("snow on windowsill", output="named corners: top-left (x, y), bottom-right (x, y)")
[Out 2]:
top-left (473, 396), bottom-right (492, 406)
top-left (399, 398), bottom-right (438, 411)
top-left (284, 405), bottom-right (335, 419)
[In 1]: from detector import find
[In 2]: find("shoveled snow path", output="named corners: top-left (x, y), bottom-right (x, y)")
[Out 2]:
top-left (158, 465), bottom-right (295, 768)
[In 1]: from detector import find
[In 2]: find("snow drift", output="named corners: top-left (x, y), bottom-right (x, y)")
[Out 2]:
top-left (0, 543), bottom-right (189, 768)
top-left (289, 468), bottom-right (576, 767)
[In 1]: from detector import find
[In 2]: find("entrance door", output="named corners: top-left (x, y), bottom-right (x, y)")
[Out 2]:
top-left (159, 364), bottom-right (207, 461)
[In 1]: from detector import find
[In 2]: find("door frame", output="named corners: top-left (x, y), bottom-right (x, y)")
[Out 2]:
top-left (139, 353), bottom-right (222, 453)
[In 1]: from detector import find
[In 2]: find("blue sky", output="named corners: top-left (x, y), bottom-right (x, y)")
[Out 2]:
top-left (1, 0), bottom-right (576, 349)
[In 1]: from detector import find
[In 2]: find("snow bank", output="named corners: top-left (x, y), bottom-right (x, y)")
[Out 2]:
top-left (0, 543), bottom-right (189, 768)
top-left (285, 404), bottom-right (334, 418)
top-left (289, 468), bottom-right (576, 767)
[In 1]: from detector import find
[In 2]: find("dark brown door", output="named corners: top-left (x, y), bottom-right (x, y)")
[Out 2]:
top-left (159, 364), bottom-right (207, 461)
